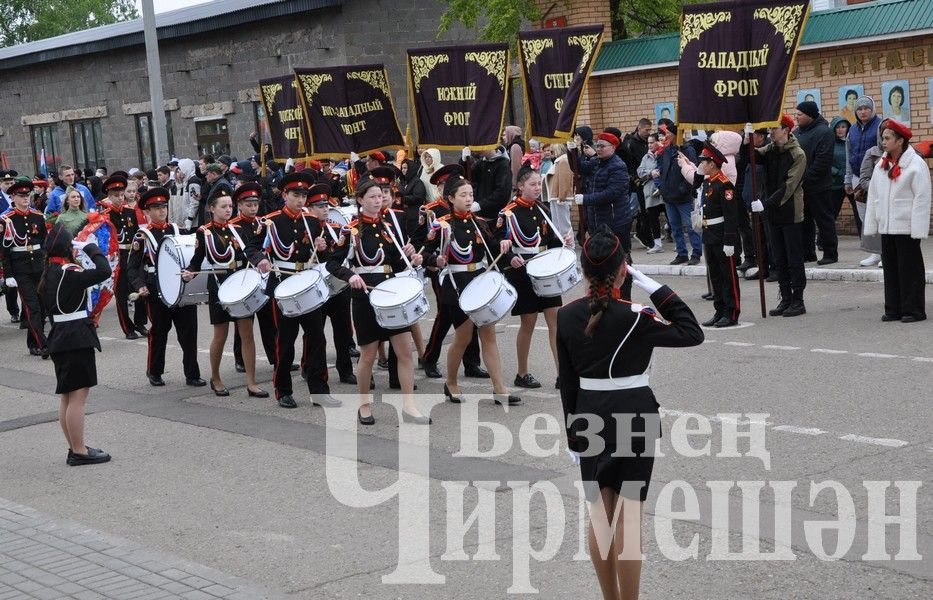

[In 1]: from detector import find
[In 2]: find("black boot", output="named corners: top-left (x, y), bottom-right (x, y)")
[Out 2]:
top-left (769, 289), bottom-right (792, 317)
top-left (782, 289), bottom-right (806, 317)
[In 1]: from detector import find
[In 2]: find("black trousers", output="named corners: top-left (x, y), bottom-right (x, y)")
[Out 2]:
top-left (133, 298), bottom-right (148, 330)
top-left (4, 286), bottom-right (18, 318)
top-left (704, 243), bottom-right (741, 321)
top-left (881, 234), bottom-right (926, 319)
top-left (769, 222), bottom-right (806, 295)
top-left (233, 300), bottom-right (277, 366)
top-left (114, 251), bottom-right (135, 336)
top-left (15, 272), bottom-right (46, 350)
top-left (646, 205), bottom-right (664, 240)
top-left (802, 188), bottom-right (838, 260)
top-left (273, 302), bottom-right (329, 398)
top-left (421, 273), bottom-right (480, 368)
top-left (145, 299), bottom-right (200, 379)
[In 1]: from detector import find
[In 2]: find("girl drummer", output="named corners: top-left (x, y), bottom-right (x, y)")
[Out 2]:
top-left (556, 228), bottom-right (703, 599)
top-left (327, 179), bottom-right (430, 426)
top-left (39, 224), bottom-right (113, 466)
top-left (497, 166), bottom-right (573, 389)
top-left (423, 176), bottom-right (521, 406)
top-left (182, 188), bottom-right (270, 398)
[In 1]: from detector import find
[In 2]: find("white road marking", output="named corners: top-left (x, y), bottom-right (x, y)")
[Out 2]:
top-left (522, 391), bottom-right (557, 399)
top-left (762, 345), bottom-right (800, 351)
top-left (838, 434), bottom-right (909, 448)
top-left (856, 352), bottom-right (900, 359)
top-left (811, 348), bottom-right (848, 354)
top-left (912, 356), bottom-right (933, 363)
top-left (772, 425), bottom-right (826, 436)
top-left (723, 341), bottom-right (755, 347)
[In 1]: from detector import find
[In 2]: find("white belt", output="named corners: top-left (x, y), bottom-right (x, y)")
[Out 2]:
top-left (274, 260), bottom-right (314, 272)
top-left (11, 245), bottom-right (41, 252)
top-left (578, 373), bottom-right (650, 391)
top-left (52, 310), bottom-right (89, 323)
top-left (703, 216), bottom-right (724, 226)
top-left (445, 260), bottom-right (487, 273)
top-left (513, 245), bottom-right (544, 255)
top-left (143, 265), bottom-right (156, 273)
top-left (355, 265), bottom-right (393, 274)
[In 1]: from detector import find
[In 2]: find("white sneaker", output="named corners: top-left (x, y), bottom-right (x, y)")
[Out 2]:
top-left (646, 243), bottom-right (664, 254)
top-left (859, 253), bottom-right (881, 267)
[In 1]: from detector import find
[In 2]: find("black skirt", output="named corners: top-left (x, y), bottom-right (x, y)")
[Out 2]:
top-left (52, 348), bottom-right (98, 394)
top-left (441, 270), bottom-right (484, 329)
top-left (572, 386), bottom-right (662, 502)
top-left (207, 277), bottom-right (235, 325)
top-left (352, 295), bottom-right (411, 346)
top-left (506, 265), bottom-right (562, 316)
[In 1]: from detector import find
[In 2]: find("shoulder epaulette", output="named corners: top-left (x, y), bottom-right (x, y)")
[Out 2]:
top-left (437, 214), bottom-right (451, 222)
top-left (264, 210), bottom-right (282, 219)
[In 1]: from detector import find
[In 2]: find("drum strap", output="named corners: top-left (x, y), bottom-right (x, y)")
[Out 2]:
top-left (227, 224), bottom-right (248, 264)
top-left (387, 209), bottom-right (406, 245)
top-left (382, 221), bottom-right (413, 272)
top-left (137, 228), bottom-right (159, 263)
top-left (300, 212), bottom-right (321, 266)
top-left (471, 217), bottom-right (499, 272)
top-left (535, 204), bottom-right (569, 249)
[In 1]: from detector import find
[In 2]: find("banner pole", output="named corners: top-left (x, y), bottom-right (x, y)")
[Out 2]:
top-left (748, 135), bottom-right (767, 318)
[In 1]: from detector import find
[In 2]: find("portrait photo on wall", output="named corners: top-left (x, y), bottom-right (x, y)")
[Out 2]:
top-left (655, 102), bottom-right (675, 124)
top-left (796, 88), bottom-right (822, 113)
top-left (838, 85), bottom-right (864, 123)
top-left (881, 80), bottom-right (910, 126)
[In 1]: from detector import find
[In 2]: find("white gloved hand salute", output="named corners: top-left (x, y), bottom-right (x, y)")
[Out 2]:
top-left (628, 266), bottom-right (663, 295)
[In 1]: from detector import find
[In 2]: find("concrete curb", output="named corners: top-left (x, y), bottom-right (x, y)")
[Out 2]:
top-left (632, 263), bottom-right (933, 284)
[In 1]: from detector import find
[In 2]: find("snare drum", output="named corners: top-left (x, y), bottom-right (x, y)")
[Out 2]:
top-left (218, 269), bottom-right (269, 318)
top-left (157, 235), bottom-right (210, 307)
top-left (273, 270), bottom-right (329, 317)
top-left (327, 207), bottom-right (351, 228)
top-left (313, 263), bottom-right (348, 296)
top-left (524, 247), bottom-right (581, 297)
top-left (458, 271), bottom-right (517, 327)
top-left (369, 276), bottom-right (429, 329)
top-left (398, 266), bottom-right (427, 285)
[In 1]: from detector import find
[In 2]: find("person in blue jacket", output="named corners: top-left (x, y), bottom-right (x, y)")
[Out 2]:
top-left (44, 165), bottom-right (96, 216)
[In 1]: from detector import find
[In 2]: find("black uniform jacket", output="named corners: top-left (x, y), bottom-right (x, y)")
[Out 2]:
top-left (556, 285), bottom-right (704, 445)
top-left (41, 244), bottom-right (112, 353)
top-left (2, 208), bottom-right (47, 275)
top-left (701, 171), bottom-right (738, 246)
top-left (103, 204), bottom-right (139, 249)
top-left (326, 212), bottom-right (410, 299)
top-left (127, 222), bottom-right (179, 292)
top-left (422, 210), bottom-right (513, 289)
top-left (254, 205), bottom-right (332, 294)
top-left (495, 197), bottom-right (562, 257)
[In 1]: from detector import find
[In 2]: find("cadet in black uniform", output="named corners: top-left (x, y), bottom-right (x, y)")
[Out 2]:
top-left (683, 142), bottom-right (741, 327)
top-left (2, 178), bottom-right (48, 356)
top-left (127, 187), bottom-right (205, 387)
top-left (40, 224), bottom-right (112, 466)
top-left (327, 179), bottom-right (430, 425)
top-left (556, 229), bottom-right (703, 600)
top-left (230, 183), bottom-right (277, 370)
top-left (417, 165), bottom-right (483, 380)
top-left (254, 172), bottom-right (341, 410)
top-left (422, 175), bottom-right (520, 406)
top-left (183, 187), bottom-right (270, 398)
top-left (497, 167), bottom-right (573, 389)
top-left (101, 174), bottom-right (146, 339)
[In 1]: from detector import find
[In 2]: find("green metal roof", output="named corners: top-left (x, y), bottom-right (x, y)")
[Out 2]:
top-left (593, 0), bottom-right (933, 73)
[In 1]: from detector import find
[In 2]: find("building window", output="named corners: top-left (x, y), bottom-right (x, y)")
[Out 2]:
top-left (135, 112), bottom-right (176, 170)
top-left (195, 118), bottom-right (230, 157)
top-left (30, 124), bottom-right (60, 177)
top-left (71, 119), bottom-right (105, 172)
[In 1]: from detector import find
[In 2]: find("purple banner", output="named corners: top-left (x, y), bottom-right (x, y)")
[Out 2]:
top-left (258, 74), bottom-right (310, 161)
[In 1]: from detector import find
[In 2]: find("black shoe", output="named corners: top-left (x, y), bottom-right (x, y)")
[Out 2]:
top-left (669, 255), bottom-right (688, 265)
top-left (377, 358), bottom-right (389, 370)
top-left (125, 331), bottom-right (139, 340)
top-left (40, 347), bottom-right (50, 360)
top-left (443, 383), bottom-right (463, 404)
top-left (464, 364), bottom-right (489, 378)
top-left (277, 394), bottom-right (298, 409)
top-left (555, 376), bottom-right (560, 389)
top-left (389, 380), bottom-right (418, 390)
top-left (29, 347), bottom-right (42, 356)
top-left (817, 257), bottom-right (837, 266)
top-left (736, 260), bottom-right (755, 271)
top-left (247, 388), bottom-right (270, 398)
top-left (147, 374), bottom-right (165, 387)
top-left (186, 377), bottom-right (207, 387)
top-left (339, 373), bottom-right (358, 385)
top-left (370, 376), bottom-right (375, 390)
top-left (901, 315), bottom-right (926, 323)
top-left (135, 326), bottom-right (148, 337)
top-left (67, 447), bottom-right (111, 466)
top-left (348, 346), bottom-right (361, 358)
top-left (10, 315), bottom-right (19, 323)
top-left (782, 300), bottom-right (806, 317)
top-left (713, 317), bottom-right (739, 328)
top-left (402, 411), bottom-right (431, 425)
top-left (804, 254), bottom-right (818, 263)
top-left (881, 313), bottom-right (902, 322)
top-left (765, 273), bottom-right (779, 282)
top-left (701, 292), bottom-right (715, 301)
top-left (210, 381), bottom-right (229, 397)
top-left (358, 408), bottom-right (375, 425)
top-left (312, 394), bottom-right (343, 408)
top-left (234, 362), bottom-right (246, 373)
top-left (423, 363), bottom-right (443, 379)
top-left (514, 374), bottom-right (541, 389)
top-left (494, 393), bottom-right (523, 406)
top-left (289, 363), bottom-right (300, 372)
top-left (702, 314), bottom-right (723, 327)
top-left (687, 255), bottom-right (701, 266)
top-left (745, 269), bottom-right (767, 281)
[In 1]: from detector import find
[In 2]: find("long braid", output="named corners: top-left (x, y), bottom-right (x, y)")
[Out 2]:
top-left (581, 226), bottom-right (624, 337)
top-left (584, 270), bottom-right (617, 337)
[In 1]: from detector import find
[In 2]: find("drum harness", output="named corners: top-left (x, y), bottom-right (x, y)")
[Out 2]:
top-left (438, 216), bottom-right (496, 293)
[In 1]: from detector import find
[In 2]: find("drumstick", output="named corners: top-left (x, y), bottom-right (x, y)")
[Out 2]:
top-left (484, 247), bottom-right (508, 273)
top-left (365, 284), bottom-right (397, 294)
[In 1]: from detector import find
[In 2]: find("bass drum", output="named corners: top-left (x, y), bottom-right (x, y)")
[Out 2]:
top-left (458, 271), bottom-right (517, 327)
top-left (157, 235), bottom-right (210, 307)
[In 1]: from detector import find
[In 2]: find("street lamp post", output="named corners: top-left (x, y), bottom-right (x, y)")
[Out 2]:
top-left (141, 0), bottom-right (170, 166)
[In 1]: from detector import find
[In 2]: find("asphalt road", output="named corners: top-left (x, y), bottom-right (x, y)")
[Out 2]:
top-left (0, 273), bottom-right (930, 599)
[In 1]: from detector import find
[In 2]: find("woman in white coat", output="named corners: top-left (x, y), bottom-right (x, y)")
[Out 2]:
top-left (864, 120), bottom-right (931, 323)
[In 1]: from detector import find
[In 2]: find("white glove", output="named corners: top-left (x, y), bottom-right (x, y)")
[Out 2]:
top-left (285, 158), bottom-right (294, 170)
top-left (350, 152), bottom-right (359, 163)
top-left (565, 448), bottom-right (581, 465)
top-left (573, 194), bottom-right (584, 205)
top-left (750, 199), bottom-right (765, 213)
top-left (628, 266), bottom-right (663, 295)
top-left (71, 240), bottom-right (91, 252)
top-left (566, 140), bottom-right (577, 151)
top-left (723, 245), bottom-right (734, 257)
top-left (470, 202), bottom-right (482, 213)
top-left (744, 122), bottom-right (754, 134)
top-left (461, 147), bottom-right (471, 160)
top-left (4, 278), bottom-right (16, 288)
